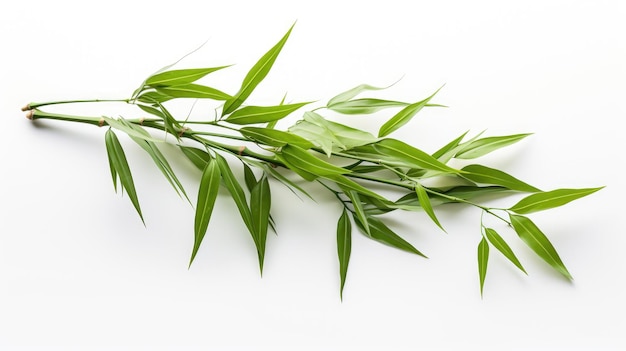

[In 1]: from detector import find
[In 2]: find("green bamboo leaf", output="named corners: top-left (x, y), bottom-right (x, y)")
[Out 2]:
top-left (102, 117), bottom-right (164, 143)
top-left (378, 86), bottom-right (442, 138)
top-left (328, 98), bottom-right (408, 114)
top-left (301, 112), bottom-right (378, 151)
top-left (374, 138), bottom-right (460, 174)
top-left (280, 144), bottom-right (349, 177)
top-left (121, 120), bottom-right (189, 202)
top-left (180, 146), bottom-right (211, 171)
top-left (509, 187), bottom-right (604, 214)
top-left (323, 174), bottom-right (387, 201)
top-left (336, 208), bottom-right (352, 299)
top-left (274, 153), bottom-right (318, 181)
top-left (415, 182), bottom-right (445, 232)
top-left (484, 228), bottom-right (527, 274)
top-left (477, 237), bottom-right (489, 297)
top-left (432, 130), bottom-right (469, 160)
top-left (240, 127), bottom-right (314, 149)
top-left (157, 84), bottom-right (232, 100)
top-left (455, 133), bottom-right (532, 159)
top-left (327, 82), bottom-right (392, 106)
top-left (137, 91), bottom-right (174, 104)
top-left (250, 175), bottom-right (271, 273)
top-left (215, 154), bottom-right (254, 232)
top-left (288, 119), bottom-right (337, 157)
top-left (354, 215), bottom-right (427, 257)
top-left (146, 66), bottom-right (231, 87)
top-left (104, 129), bottom-right (144, 223)
top-left (105, 132), bottom-right (118, 191)
top-left (252, 160), bottom-right (315, 200)
top-left (136, 103), bottom-right (165, 118)
top-left (344, 190), bottom-right (369, 235)
top-left (509, 214), bottom-right (572, 280)
top-left (190, 158), bottom-right (221, 266)
top-left (462, 164), bottom-right (541, 192)
top-left (223, 23), bottom-right (295, 115)
top-left (225, 102), bottom-right (311, 125)
top-left (243, 162), bottom-right (258, 192)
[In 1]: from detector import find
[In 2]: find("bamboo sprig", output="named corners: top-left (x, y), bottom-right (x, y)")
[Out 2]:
top-left (22, 23), bottom-right (603, 298)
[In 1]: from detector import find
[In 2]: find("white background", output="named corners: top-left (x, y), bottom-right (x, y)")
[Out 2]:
top-left (1, 1), bottom-right (624, 350)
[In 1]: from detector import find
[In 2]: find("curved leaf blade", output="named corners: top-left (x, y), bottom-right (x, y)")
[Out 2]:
top-left (354, 216), bottom-right (427, 257)
top-left (327, 82), bottom-right (393, 106)
top-left (223, 23), bottom-right (295, 115)
top-left (225, 102), bottom-right (311, 125)
top-left (455, 133), bottom-right (532, 159)
top-left (477, 237), bottom-right (489, 297)
top-left (375, 138), bottom-right (460, 174)
top-left (190, 158), bottom-right (221, 266)
top-left (415, 182), bottom-right (445, 232)
top-left (250, 175), bottom-right (271, 273)
top-left (240, 127), bottom-right (314, 149)
top-left (509, 187), bottom-right (604, 214)
top-left (180, 146), bottom-right (211, 171)
top-left (462, 164), bottom-right (541, 193)
top-left (157, 84), bottom-right (232, 100)
top-left (378, 86), bottom-right (442, 138)
top-left (484, 228), bottom-right (527, 274)
top-left (510, 214), bottom-right (572, 280)
top-left (280, 144), bottom-right (349, 177)
top-left (215, 154), bottom-right (253, 232)
top-left (146, 66), bottom-right (231, 87)
top-left (328, 98), bottom-right (408, 114)
top-left (336, 209), bottom-right (352, 299)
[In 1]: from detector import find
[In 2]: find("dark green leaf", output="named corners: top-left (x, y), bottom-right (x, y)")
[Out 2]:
top-left (415, 182), bottom-right (445, 232)
top-left (354, 216), bottom-right (427, 257)
top-left (509, 187), bottom-right (604, 214)
top-left (243, 162), bottom-right (258, 192)
top-left (104, 129), bottom-right (143, 223)
top-left (215, 154), bottom-right (254, 233)
top-left (336, 209), bottom-right (352, 299)
top-left (146, 66), bottom-right (231, 87)
top-left (484, 228), bottom-right (527, 274)
top-left (240, 127), bottom-right (314, 149)
top-left (510, 214), bottom-right (572, 280)
top-left (190, 158), bottom-right (221, 266)
top-left (477, 237), bottom-right (489, 297)
top-left (180, 146), bottom-right (211, 171)
top-left (462, 164), bottom-right (541, 192)
top-left (455, 133), bottom-right (532, 159)
top-left (344, 190), bottom-right (369, 235)
top-left (250, 175), bottom-right (271, 273)
top-left (378, 86), bottom-right (442, 137)
top-left (223, 23), bottom-right (295, 114)
top-left (225, 102), bottom-right (311, 125)
top-left (157, 84), bottom-right (232, 100)
top-left (374, 138), bottom-right (460, 174)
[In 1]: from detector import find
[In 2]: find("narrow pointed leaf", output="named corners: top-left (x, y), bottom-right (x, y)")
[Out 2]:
top-left (462, 164), bottom-right (541, 192)
top-left (344, 190), bottom-right (369, 235)
top-left (323, 174), bottom-right (387, 201)
top-left (137, 103), bottom-right (165, 118)
top-left (456, 133), bottom-right (532, 159)
top-left (180, 146), bottom-right (211, 171)
top-left (190, 158), bottom-right (221, 266)
top-left (432, 130), bottom-right (469, 160)
top-left (253, 160), bottom-right (314, 200)
top-left (280, 144), bottom-right (349, 176)
top-left (240, 127), bottom-right (314, 149)
top-left (477, 237), bottom-right (489, 297)
top-left (157, 84), bottom-right (232, 100)
top-left (328, 98), bottom-right (408, 114)
top-left (223, 23), bottom-right (295, 114)
top-left (215, 154), bottom-right (254, 232)
top-left (146, 66), bottom-right (231, 87)
top-left (102, 117), bottom-right (164, 143)
top-left (242, 162), bottom-right (258, 191)
top-left (225, 102), bottom-right (311, 125)
top-left (104, 129), bottom-right (143, 223)
top-left (510, 214), bottom-right (572, 280)
top-left (415, 182), bottom-right (445, 232)
top-left (378, 86), bottom-right (442, 137)
top-left (336, 209), bottom-right (352, 299)
top-left (137, 91), bottom-right (175, 104)
top-left (104, 132), bottom-right (118, 192)
top-left (484, 228), bottom-right (527, 274)
top-left (327, 82), bottom-right (392, 106)
top-left (250, 176), bottom-right (271, 273)
top-left (354, 216), bottom-right (426, 257)
top-left (374, 138), bottom-right (460, 174)
top-left (509, 187), bottom-right (604, 214)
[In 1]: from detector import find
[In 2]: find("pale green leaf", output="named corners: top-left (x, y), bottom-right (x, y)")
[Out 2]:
top-left (280, 144), bottom-right (349, 177)
top-left (157, 84), bottom-right (232, 100)
top-left (510, 214), bottom-right (572, 280)
top-left (240, 127), bottom-right (314, 149)
top-left (146, 66), bottom-right (231, 87)
top-left (509, 187), bottom-right (604, 214)
top-left (102, 117), bottom-right (164, 143)
top-left (323, 174), bottom-right (387, 201)
top-left (190, 158), bottom-right (221, 266)
top-left (374, 138), bottom-right (460, 174)
top-left (225, 102), bottom-right (311, 125)
top-left (484, 228), bottom-right (526, 274)
top-left (344, 190), bottom-right (369, 235)
top-left (328, 98), bottom-right (408, 114)
top-left (137, 91), bottom-right (175, 104)
top-left (462, 164), bottom-right (541, 192)
top-left (336, 208), bottom-right (352, 299)
top-left (327, 82), bottom-right (393, 106)
top-left (223, 23), bottom-right (295, 114)
top-left (455, 133), bottom-right (532, 159)
top-left (378, 86), bottom-right (442, 137)
top-left (415, 182), bottom-right (445, 232)
top-left (477, 237), bottom-right (489, 297)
